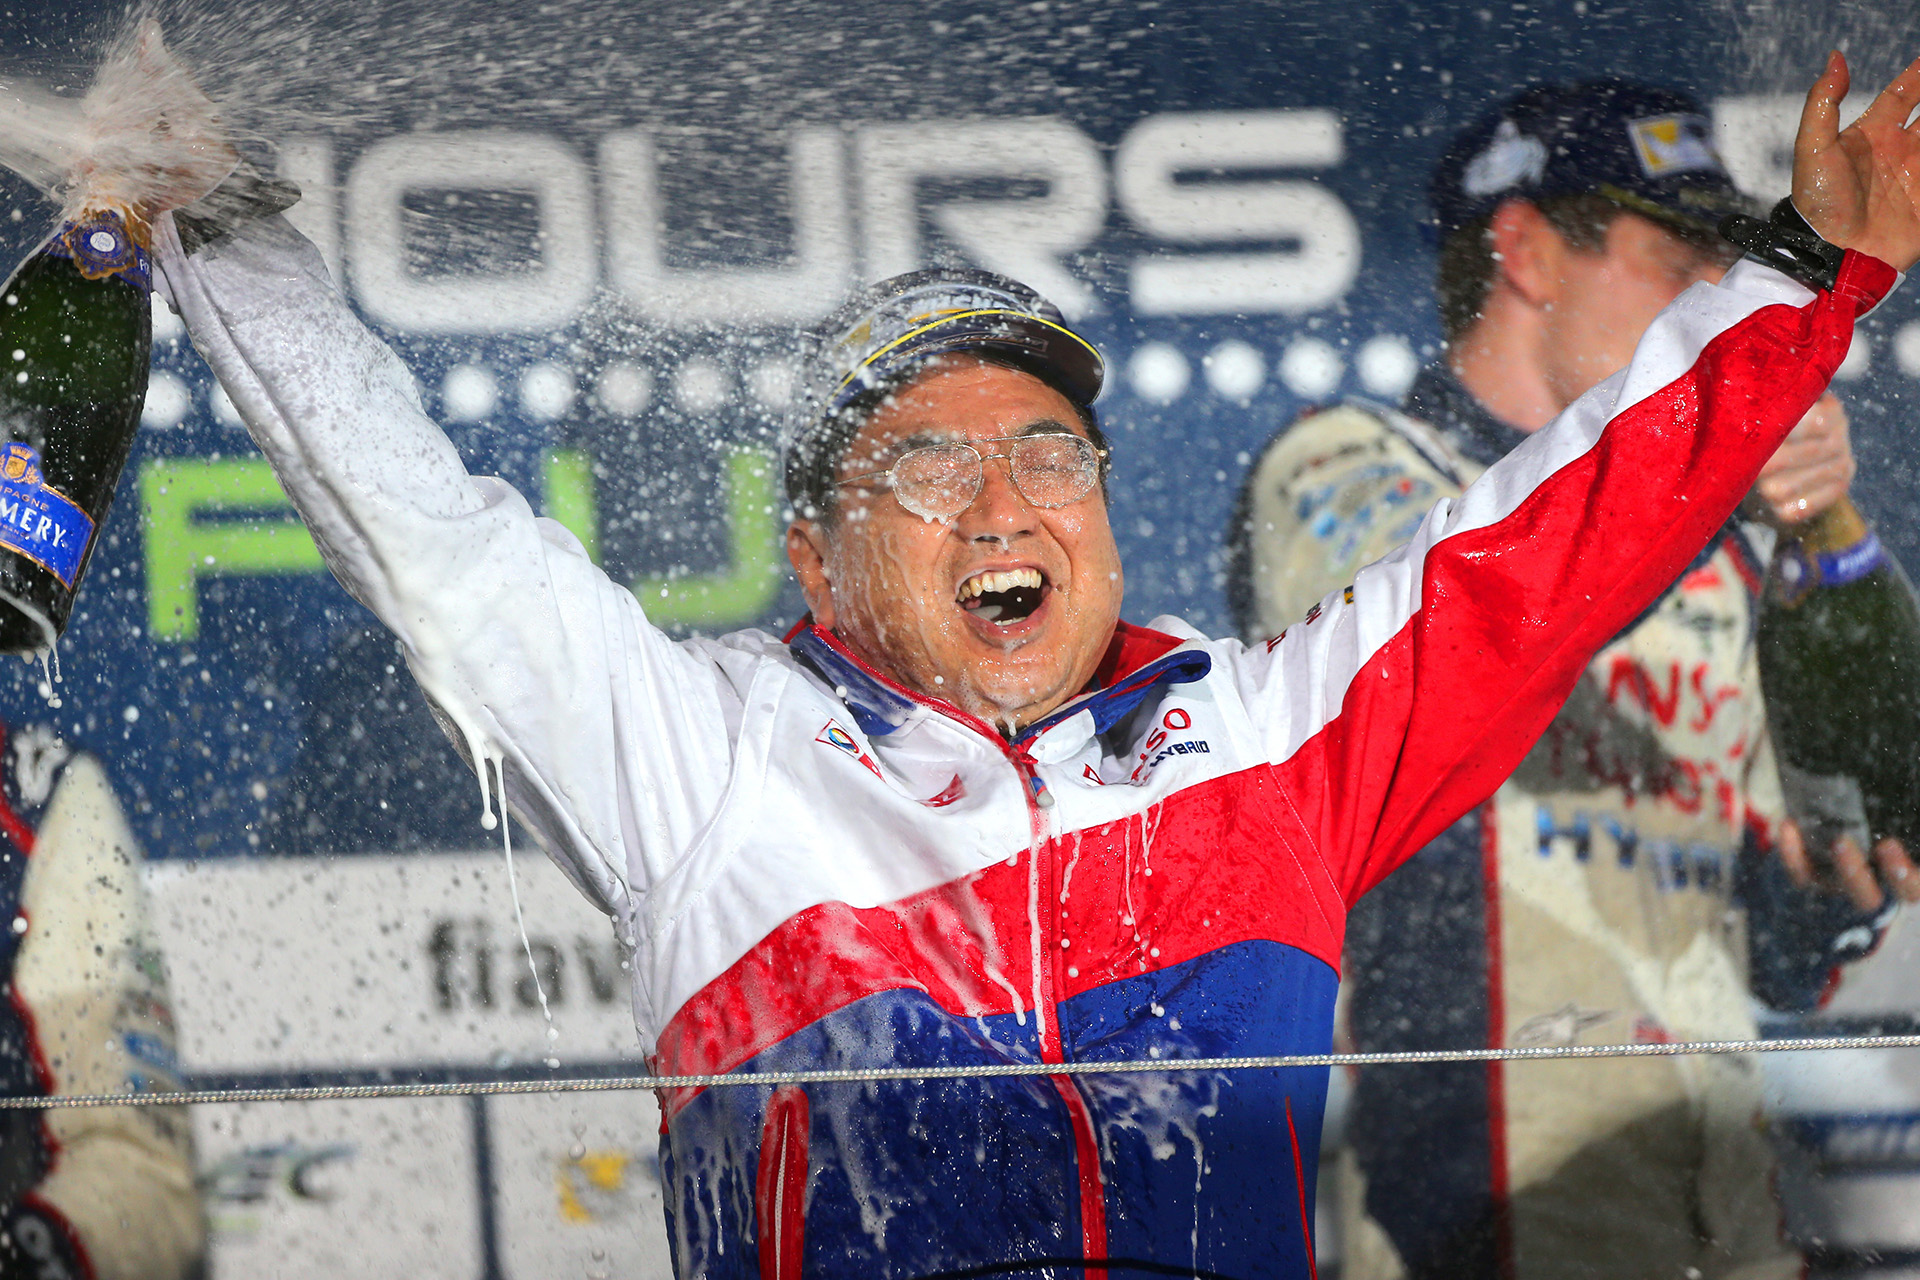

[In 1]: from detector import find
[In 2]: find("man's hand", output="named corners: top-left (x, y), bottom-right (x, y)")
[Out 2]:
top-left (1779, 818), bottom-right (1920, 911)
top-left (1753, 392), bottom-right (1855, 525)
top-left (1794, 51), bottom-right (1920, 272)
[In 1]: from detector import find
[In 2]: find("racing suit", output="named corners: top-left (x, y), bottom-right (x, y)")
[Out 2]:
top-left (156, 208), bottom-right (1894, 1279)
top-left (0, 722), bottom-right (203, 1280)
top-left (1234, 365), bottom-right (1893, 1280)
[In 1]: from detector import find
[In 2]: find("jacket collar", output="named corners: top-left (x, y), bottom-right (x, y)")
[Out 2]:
top-left (785, 619), bottom-right (1210, 743)
top-left (785, 621), bottom-right (922, 737)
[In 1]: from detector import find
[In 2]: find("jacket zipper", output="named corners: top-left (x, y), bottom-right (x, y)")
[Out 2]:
top-left (802, 626), bottom-right (1110, 1268)
top-left (1012, 745), bottom-right (1108, 1276)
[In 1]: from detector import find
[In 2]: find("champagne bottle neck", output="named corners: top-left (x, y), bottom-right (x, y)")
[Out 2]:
top-left (1774, 495), bottom-right (1887, 605)
top-left (40, 208), bottom-right (151, 293)
top-left (1793, 496), bottom-right (1871, 555)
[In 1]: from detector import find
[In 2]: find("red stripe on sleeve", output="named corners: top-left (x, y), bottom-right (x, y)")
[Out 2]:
top-left (1287, 257), bottom-right (1891, 904)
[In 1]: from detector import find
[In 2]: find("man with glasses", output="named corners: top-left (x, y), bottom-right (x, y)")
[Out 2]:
top-left (153, 52), bottom-right (1920, 1280)
top-left (779, 268), bottom-right (1122, 738)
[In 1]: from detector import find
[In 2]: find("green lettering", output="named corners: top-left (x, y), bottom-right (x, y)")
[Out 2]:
top-left (542, 446), bottom-right (783, 629)
top-left (140, 458), bottom-right (323, 641)
top-left (540, 446), bottom-right (599, 564)
top-left (141, 448), bottom-right (784, 643)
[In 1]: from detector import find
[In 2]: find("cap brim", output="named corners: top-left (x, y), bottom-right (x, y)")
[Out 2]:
top-left (826, 307), bottom-right (1104, 419)
top-left (1597, 182), bottom-right (1759, 238)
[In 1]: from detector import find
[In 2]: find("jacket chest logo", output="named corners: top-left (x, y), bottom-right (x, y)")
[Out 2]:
top-left (816, 719), bottom-right (884, 781)
top-left (1128, 707), bottom-right (1211, 782)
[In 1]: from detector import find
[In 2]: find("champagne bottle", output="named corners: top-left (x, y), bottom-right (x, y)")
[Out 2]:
top-left (0, 208), bottom-right (152, 652)
top-left (1758, 497), bottom-right (1920, 861)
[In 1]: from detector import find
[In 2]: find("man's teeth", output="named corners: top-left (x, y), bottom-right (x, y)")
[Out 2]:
top-left (959, 567), bottom-right (1043, 600)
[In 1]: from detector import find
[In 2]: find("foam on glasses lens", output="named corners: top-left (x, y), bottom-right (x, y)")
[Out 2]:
top-left (893, 444), bottom-right (983, 521)
top-left (1010, 436), bottom-right (1099, 507)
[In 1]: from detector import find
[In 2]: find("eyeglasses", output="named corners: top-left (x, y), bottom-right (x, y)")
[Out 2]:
top-left (837, 433), bottom-right (1108, 521)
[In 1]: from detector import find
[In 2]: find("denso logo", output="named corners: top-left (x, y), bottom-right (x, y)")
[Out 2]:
top-left (278, 111), bottom-right (1362, 335)
top-left (1130, 707), bottom-right (1211, 780)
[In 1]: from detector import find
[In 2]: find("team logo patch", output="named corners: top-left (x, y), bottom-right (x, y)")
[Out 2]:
top-left (816, 719), bottom-right (884, 780)
top-left (1128, 707), bottom-right (1212, 782)
top-left (1625, 113), bottom-right (1721, 179)
top-left (1462, 119), bottom-right (1548, 197)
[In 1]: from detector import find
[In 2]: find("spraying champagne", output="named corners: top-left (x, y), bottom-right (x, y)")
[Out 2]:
top-left (0, 21), bottom-right (295, 652)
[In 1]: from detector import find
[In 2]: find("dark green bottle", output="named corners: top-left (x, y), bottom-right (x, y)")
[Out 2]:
top-left (1758, 497), bottom-right (1920, 863)
top-left (0, 209), bottom-right (152, 652)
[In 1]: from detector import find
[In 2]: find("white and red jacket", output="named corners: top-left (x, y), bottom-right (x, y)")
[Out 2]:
top-left (158, 211), bottom-right (1894, 1280)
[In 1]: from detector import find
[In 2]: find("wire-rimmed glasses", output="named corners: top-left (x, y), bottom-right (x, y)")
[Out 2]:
top-left (836, 433), bottom-right (1107, 521)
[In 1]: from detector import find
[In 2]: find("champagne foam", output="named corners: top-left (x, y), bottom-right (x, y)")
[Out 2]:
top-left (0, 19), bottom-right (236, 236)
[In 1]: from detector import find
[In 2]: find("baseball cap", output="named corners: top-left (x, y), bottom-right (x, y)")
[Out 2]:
top-left (784, 267), bottom-right (1104, 513)
top-left (1430, 78), bottom-right (1753, 242)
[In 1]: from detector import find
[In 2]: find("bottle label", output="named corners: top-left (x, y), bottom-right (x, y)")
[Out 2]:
top-left (1817, 532), bottom-right (1887, 586)
top-left (42, 212), bottom-right (151, 292)
top-left (1773, 530), bottom-right (1887, 606)
top-left (0, 444), bottom-right (92, 588)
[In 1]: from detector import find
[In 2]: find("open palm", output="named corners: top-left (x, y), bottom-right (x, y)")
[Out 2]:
top-left (1795, 52), bottom-right (1920, 272)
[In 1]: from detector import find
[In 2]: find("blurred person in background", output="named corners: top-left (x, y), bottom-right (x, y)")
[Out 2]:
top-left (0, 719), bottom-right (203, 1280)
top-left (1230, 79), bottom-right (1920, 1280)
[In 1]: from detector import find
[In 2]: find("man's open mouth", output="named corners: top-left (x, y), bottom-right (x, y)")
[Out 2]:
top-left (958, 567), bottom-right (1047, 625)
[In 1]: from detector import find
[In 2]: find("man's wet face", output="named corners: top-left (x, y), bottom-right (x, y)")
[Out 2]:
top-left (787, 356), bottom-right (1124, 734)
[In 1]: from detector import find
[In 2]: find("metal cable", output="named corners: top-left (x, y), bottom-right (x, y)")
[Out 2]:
top-left (12, 1033), bottom-right (1920, 1111)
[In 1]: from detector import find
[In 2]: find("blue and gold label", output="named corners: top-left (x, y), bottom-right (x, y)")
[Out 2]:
top-left (0, 444), bottom-right (91, 588)
top-left (43, 211), bottom-right (151, 291)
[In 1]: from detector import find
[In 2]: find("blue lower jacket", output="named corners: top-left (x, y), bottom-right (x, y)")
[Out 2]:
top-left (663, 941), bottom-right (1335, 1279)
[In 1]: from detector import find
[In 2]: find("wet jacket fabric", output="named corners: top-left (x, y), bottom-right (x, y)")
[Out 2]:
top-left (0, 724), bottom-right (203, 1280)
top-left (1235, 365), bottom-right (1892, 1280)
top-left (157, 211), bottom-right (1894, 1280)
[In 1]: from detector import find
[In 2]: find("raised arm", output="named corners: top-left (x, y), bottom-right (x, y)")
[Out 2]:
top-left (155, 214), bottom-right (747, 924)
top-left (1234, 53), bottom-right (1920, 906)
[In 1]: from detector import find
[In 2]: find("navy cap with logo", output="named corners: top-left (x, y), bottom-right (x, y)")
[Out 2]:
top-left (784, 267), bottom-right (1105, 515)
top-left (1430, 78), bottom-right (1754, 243)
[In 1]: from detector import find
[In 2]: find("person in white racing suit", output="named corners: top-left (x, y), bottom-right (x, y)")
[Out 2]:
top-left (0, 719), bottom-right (203, 1280)
top-left (1229, 78), bottom-right (1920, 1280)
top-left (140, 43), bottom-right (1920, 1280)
